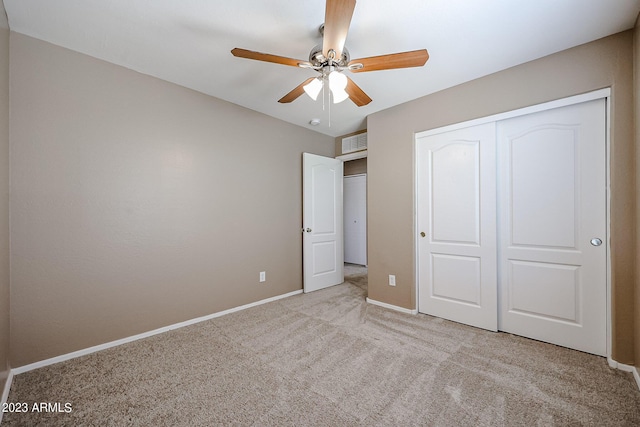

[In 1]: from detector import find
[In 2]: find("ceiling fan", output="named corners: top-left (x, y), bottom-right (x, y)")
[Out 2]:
top-left (231, 0), bottom-right (429, 107)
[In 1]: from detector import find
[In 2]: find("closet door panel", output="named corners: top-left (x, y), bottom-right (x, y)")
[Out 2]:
top-left (417, 123), bottom-right (497, 331)
top-left (498, 99), bottom-right (606, 356)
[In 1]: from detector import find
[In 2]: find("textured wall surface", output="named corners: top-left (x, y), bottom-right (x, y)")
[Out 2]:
top-left (9, 34), bottom-right (334, 367)
top-left (0, 2), bottom-right (10, 392)
top-left (344, 158), bottom-right (367, 176)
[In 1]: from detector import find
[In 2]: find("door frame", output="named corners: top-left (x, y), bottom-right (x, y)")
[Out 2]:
top-left (414, 88), bottom-right (612, 357)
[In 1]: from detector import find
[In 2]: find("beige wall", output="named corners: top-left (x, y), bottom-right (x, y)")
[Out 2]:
top-left (368, 31), bottom-right (636, 363)
top-left (634, 15), bottom-right (640, 370)
top-left (0, 3), bottom-right (10, 391)
top-left (9, 34), bottom-right (334, 367)
top-left (344, 158), bottom-right (367, 176)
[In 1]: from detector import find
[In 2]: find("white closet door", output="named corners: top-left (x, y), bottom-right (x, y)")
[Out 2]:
top-left (344, 174), bottom-right (367, 266)
top-left (497, 99), bottom-right (606, 356)
top-left (417, 123), bottom-right (498, 331)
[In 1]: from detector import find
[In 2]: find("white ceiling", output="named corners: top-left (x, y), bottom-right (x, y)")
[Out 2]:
top-left (3, 0), bottom-right (640, 137)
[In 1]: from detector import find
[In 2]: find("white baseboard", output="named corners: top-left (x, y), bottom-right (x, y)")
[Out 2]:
top-left (366, 297), bottom-right (418, 315)
top-left (607, 358), bottom-right (640, 391)
top-left (0, 370), bottom-right (14, 424)
top-left (12, 289), bottom-right (303, 375)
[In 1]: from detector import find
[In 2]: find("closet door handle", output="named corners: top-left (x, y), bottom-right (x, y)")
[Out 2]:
top-left (590, 238), bottom-right (602, 247)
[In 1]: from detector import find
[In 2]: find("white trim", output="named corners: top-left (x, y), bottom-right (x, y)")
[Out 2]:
top-left (337, 150), bottom-right (367, 161)
top-left (344, 173), bottom-right (366, 179)
top-left (413, 124), bottom-right (420, 316)
top-left (605, 96), bottom-right (612, 360)
top-left (0, 370), bottom-right (14, 424)
top-left (415, 88), bottom-right (611, 139)
top-left (607, 358), bottom-right (640, 391)
top-left (366, 297), bottom-right (418, 315)
top-left (11, 289), bottom-right (303, 375)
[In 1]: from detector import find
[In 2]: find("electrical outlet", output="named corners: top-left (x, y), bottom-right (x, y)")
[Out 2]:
top-left (259, 271), bottom-right (266, 282)
top-left (389, 275), bottom-right (396, 286)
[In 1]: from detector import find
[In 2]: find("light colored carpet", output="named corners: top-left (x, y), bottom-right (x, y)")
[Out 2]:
top-left (4, 266), bottom-right (640, 426)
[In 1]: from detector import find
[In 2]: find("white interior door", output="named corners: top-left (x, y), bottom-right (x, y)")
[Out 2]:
top-left (497, 99), bottom-right (606, 356)
top-left (417, 123), bottom-right (498, 331)
top-left (303, 153), bottom-right (344, 293)
top-left (344, 174), bottom-right (367, 266)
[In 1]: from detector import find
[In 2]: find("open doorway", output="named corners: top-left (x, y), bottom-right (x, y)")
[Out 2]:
top-left (343, 158), bottom-right (367, 291)
top-left (344, 263), bottom-right (368, 293)
top-left (344, 174), bottom-right (366, 265)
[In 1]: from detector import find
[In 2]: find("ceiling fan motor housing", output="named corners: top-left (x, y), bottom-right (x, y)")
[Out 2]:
top-left (309, 44), bottom-right (350, 68)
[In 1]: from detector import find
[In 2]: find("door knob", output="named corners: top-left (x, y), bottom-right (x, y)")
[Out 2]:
top-left (420, 231), bottom-right (426, 238)
top-left (306, 228), bottom-right (312, 233)
top-left (590, 238), bottom-right (602, 246)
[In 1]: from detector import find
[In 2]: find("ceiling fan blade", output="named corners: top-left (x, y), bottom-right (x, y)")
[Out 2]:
top-left (278, 77), bottom-right (317, 104)
top-left (322, 0), bottom-right (356, 60)
top-left (231, 48), bottom-right (310, 68)
top-left (349, 49), bottom-right (429, 73)
top-left (345, 77), bottom-right (372, 107)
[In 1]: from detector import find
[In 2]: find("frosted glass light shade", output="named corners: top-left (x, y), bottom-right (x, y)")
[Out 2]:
top-left (328, 71), bottom-right (347, 90)
top-left (328, 71), bottom-right (348, 103)
top-left (303, 77), bottom-right (323, 101)
top-left (331, 87), bottom-right (349, 103)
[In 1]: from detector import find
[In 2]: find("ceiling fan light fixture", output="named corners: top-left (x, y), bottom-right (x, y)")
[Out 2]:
top-left (328, 71), bottom-right (348, 103)
top-left (303, 77), bottom-right (323, 101)
top-left (331, 86), bottom-right (349, 103)
top-left (328, 70), bottom-right (347, 90)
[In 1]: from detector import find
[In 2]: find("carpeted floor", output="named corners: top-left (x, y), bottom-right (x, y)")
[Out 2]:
top-left (4, 265), bottom-right (640, 426)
